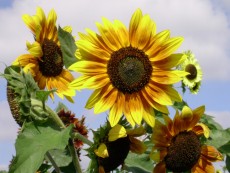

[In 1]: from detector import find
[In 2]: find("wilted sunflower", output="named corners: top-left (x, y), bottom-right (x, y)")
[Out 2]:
top-left (12, 7), bottom-right (75, 101)
top-left (181, 51), bottom-right (202, 90)
top-left (69, 8), bottom-right (187, 127)
top-left (94, 124), bottom-right (146, 173)
top-left (150, 106), bottom-right (223, 173)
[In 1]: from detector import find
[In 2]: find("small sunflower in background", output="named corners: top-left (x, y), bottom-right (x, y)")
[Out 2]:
top-left (69, 8), bottom-right (188, 127)
top-left (12, 7), bottom-right (75, 101)
top-left (180, 51), bottom-right (203, 94)
top-left (57, 109), bottom-right (88, 159)
top-left (150, 105), bottom-right (223, 173)
top-left (87, 122), bottom-right (146, 173)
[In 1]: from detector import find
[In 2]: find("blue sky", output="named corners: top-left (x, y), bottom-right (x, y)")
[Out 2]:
top-left (0, 0), bottom-right (230, 171)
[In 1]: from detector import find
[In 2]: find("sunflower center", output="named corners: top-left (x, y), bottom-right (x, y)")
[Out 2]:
top-left (98, 136), bottom-right (130, 172)
top-left (107, 46), bottom-right (152, 94)
top-left (185, 64), bottom-right (197, 80)
top-left (165, 131), bottom-right (201, 172)
top-left (39, 39), bottom-right (63, 77)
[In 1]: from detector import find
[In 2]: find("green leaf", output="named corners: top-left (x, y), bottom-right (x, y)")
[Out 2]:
top-left (124, 152), bottom-right (153, 173)
top-left (9, 120), bottom-right (73, 173)
top-left (200, 114), bottom-right (223, 130)
top-left (219, 141), bottom-right (230, 156)
top-left (54, 102), bottom-right (69, 112)
top-left (226, 155), bottom-right (230, 173)
top-left (53, 162), bottom-right (76, 173)
top-left (58, 26), bottom-right (77, 68)
top-left (173, 100), bottom-right (188, 111)
top-left (207, 128), bottom-right (230, 149)
top-left (36, 89), bottom-right (56, 104)
top-left (48, 148), bottom-right (72, 167)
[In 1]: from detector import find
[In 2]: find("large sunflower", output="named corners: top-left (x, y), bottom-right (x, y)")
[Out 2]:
top-left (12, 7), bottom-right (75, 101)
top-left (150, 106), bottom-right (223, 173)
top-left (69, 8), bottom-right (187, 127)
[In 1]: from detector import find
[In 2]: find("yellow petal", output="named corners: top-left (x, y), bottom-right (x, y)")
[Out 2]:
top-left (152, 53), bottom-right (186, 69)
top-left (113, 20), bottom-right (129, 47)
top-left (108, 93), bottom-right (124, 127)
top-left (94, 88), bottom-right (118, 114)
top-left (126, 126), bottom-right (146, 137)
top-left (192, 123), bottom-right (210, 138)
top-left (85, 89), bottom-right (101, 109)
top-left (82, 74), bottom-right (109, 89)
top-left (68, 61), bottom-right (106, 74)
top-left (128, 94), bottom-right (143, 125)
top-left (181, 106), bottom-right (193, 120)
top-left (150, 151), bottom-right (161, 162)
top-left (94, 143), bottom-right (109, 158)
top-left (129, 8), bottom-right (143, 46)
top-left (142, 105), bottom-right (155, 127)
top-left (108, 124), bottom-right (127, 142)
top-left (12, 54), bottom-right (37, 66)
top-left (201, 145), bottom-right (223, 162)
top-left (152, 70), bottom-right (188, 85)
top-left (26, 41), bottom-right (43, 58)
top-left (153, 37), bottom-right (184, 61)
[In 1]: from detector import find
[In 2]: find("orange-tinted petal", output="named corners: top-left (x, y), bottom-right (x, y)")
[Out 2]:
top-left (129, 137), bottom-right (146, 154)
top-left (201, 145), bottom-right (223, 162)
top-left (153, 162), bottom-right (166, 173)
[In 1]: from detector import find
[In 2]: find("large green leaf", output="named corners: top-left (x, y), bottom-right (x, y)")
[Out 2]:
top-left (48, 148), bottom-right (72, 167)
top-left (219, 141), bottom-right (230, 156)
top-left (9, 121), bottom-right (73, 173)
top-left (226, 155), bottom-right (230, 173)
top-left (58, 26), bottom-right (77, 68)
top-left (207, 128), bottom-right (230, 149)
top-left (124, 152), bottom-right (153, 173)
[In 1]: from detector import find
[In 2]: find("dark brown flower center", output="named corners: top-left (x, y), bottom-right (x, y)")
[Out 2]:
top-left (98, 136), bottom-right (130, 172)
top-left (107, 46), bottom-right (152, 94)
top-left (185, 64), bottom-right (197, 80)
top-left (165, 131), bottom-right (201, 172)
top-left (39, 39), bottom-right (63, 77)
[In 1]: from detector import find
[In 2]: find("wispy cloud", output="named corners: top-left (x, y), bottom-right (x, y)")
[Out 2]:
top-left (0, 0), bottom-right (230, 81)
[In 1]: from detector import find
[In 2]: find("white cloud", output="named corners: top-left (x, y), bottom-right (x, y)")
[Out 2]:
top-left (0, 0), bottom-right (230, 81)
top-left (0, 101), bottom-right (19, 140)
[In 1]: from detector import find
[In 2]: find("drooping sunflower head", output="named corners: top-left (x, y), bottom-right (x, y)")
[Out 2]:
top-left (150, 106), bottom-right (223, 173)
top-left (69, 8), bottom-right (188, 127)
top-left (86, 119), bottom-right (146, 173)
top-left (180, 50), bottom-right (203, 92)
top-left (12, 7), bottom-right (75, 101)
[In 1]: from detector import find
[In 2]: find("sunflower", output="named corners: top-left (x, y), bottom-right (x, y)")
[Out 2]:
top-left (69, 8), bottom-right (187, 127)
top-left (150, 106), bottom-right (223, 173)
top-left (190, 81), bottom-right (201, 94)
top-left (181, 51), bottom-right (202, 89)
top-left (12, 7), bottom-right (75, 101)
top-left (94, 124), bottom-right (146, 173)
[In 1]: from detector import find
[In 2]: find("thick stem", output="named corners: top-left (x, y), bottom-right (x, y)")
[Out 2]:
top-left (72, 132), bottom-right (93, 146)
top-left (45, 105), bottom-right (66, 128)
top-left (45, 105), bottom-right (83, 173)
top-left (68, 140), bottom-right (83, 173)
top-left (46, 151), bottom-right (62, 173)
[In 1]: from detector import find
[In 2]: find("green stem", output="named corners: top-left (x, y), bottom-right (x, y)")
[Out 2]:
top-left (46, 151), bottom-right (62, 173)
top-left (45, 105), bottom-right (66, 128)
top-left (72, 132), bottom-right (93, 146)
top-left (68, 140), bottom-right (83, 173)
top-left (45, 104), bottom-right (83, 173)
